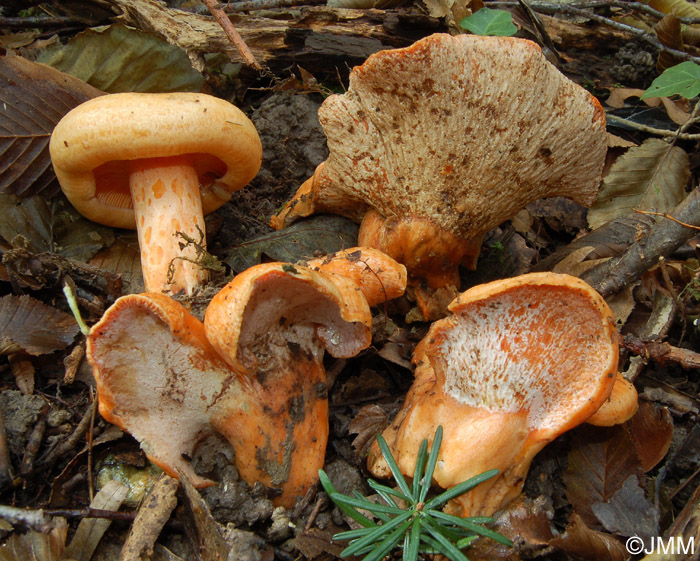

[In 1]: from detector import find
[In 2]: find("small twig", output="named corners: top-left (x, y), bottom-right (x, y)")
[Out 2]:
top-left (0, 15), bottom-right (85, 28)
top-left (201, 0), bottom-right (263, 71)
top-left (20, 405), bottom-right (49, 477)
top-left (492, 0), bottom-right (700, 24)
top-left (0, 410), bottom-right (13, 488)
top-left (36, 400), bottom-right (96, 470)
top-left (623, 334), bottom-right (700, 370)
top-left (494, 0), bottom-right (700, 63)
top-left (0, 505), bottom-right (136, 532)
top-left (606, 114), bottom-right (700, 141)
top-left (87, 390), bottom-right (96, 502)
top-left (582, 188), bottom-right (700, 297)
top-left (633, 209), bottom-right (700, 231)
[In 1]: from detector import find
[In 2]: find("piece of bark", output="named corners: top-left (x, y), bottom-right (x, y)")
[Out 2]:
top-left (92, 0), bottom-right (441, 78)
top-left (119, 474), bottom-right (179, 561)
top-left (623, 334), bottom-right (700, 370)
top-left (581, 189), bottom-right (700, 297)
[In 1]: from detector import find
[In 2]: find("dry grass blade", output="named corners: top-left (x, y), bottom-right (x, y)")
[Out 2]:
top-left (0, 57), bottom-right (102, 198)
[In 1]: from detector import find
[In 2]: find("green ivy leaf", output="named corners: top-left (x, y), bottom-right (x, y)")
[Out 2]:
top-left (641, 61), bottom-right (700, 99)
top-left (459, 8), bottom-right (517, 37)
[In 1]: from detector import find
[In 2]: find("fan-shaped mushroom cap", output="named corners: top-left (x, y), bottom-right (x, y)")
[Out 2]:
top-left (272, 34), bottom-right (606, 287)
top-left (88, 249), bottom-right (406, 507)
top-left (367, 273), bottom-right (622, 516)
top-left (51, 92), bottom-right (262, 294)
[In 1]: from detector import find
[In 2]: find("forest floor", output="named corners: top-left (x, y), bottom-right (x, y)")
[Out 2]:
top-left (1, 1), bottom-right (700, 560)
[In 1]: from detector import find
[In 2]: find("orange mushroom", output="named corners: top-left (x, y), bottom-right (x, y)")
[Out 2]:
top-left (50, 92), bottom-right (262, 295)
top-left (87, 248), bottom-right (406, 507)
top-left (271, 34), bottom-right (607, 292)
top-left (367, 273), bottom-right (637, 517)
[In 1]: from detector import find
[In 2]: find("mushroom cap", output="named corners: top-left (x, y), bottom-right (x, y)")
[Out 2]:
top-left (368, 272), bottom-right (620, 516)
top-left (204, 262), bottom-right (373, 372)
top-left (87, 292), bottom-right (232, 487)
top-left (586, 372), bottom-right (638, 426)
top-left (306, 246), bottom-right (408, 307)
top-left (273, 33), bottom-right (606, 242)
top-left (50, 92), bottom-right (262, 229)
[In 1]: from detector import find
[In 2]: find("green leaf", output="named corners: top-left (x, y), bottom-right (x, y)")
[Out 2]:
top-left (405, 519), bottom-right (421, 561)
top-left (419, 425), bottom-right (443, 503)
top-left (377, 434), bottom-right (414, 501)
top-left (427, 510), bottom-right (513, 545)
top-left (411, 438), bottom-right (429, 500)
top-left (421, 517), bottom-right (471, 561)
top-left (459, 8), bottom-right (517, 36)
top-left (342, 511), bottom-right (412, 558)
top-left (330, 493), bottom-right (406, 515)
top-left (318, 470), bottom-right (376, 528)
top-left (641, 61), bottom-right (700, 99)
top-left (424, 469), bottom-right (499, 510)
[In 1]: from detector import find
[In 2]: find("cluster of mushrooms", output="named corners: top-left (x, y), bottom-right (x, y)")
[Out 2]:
top-left (50, 34), bottom-right (638, 517)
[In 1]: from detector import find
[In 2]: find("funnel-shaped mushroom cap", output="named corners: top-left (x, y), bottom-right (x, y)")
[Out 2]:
top-left (272, 34), bottom-right (607, 287)
top-left (367, 273), bottom-right (620, 516)
top-left (88, 250), bottom-right (406, 508)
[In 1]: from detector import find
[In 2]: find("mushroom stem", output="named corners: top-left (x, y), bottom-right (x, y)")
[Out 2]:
top-left (129, 155), bottom-right (207, 295)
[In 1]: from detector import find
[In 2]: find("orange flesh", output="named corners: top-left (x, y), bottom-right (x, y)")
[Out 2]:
top-left (129, 154), bottom-right (207, 295)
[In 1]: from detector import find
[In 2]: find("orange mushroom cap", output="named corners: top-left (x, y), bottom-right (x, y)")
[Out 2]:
top-left (50, 92), bottom-right (262, 294)
top-left (88, 248), bottom-right (406, 508)
top-left (367, 272), bottom-right (624, 517)
top-left (271, 34), bottom-right (607, 289)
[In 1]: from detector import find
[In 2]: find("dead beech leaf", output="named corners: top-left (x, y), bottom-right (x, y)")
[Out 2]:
top-left (468, 496), bottom-right (554, 561)
top-left (626, 402), bottom-right (674, 472)
top-left (564, 424), bottom-right (643, 526)
top-left (549, 512), bottom-right (627, 561)
top-left (349, 404), bottom-right (389, 457)
top-left (0, 55), bottom-right (103, 198)
top-left (223, 215), bottom-right (358, 273)
top-left (648, 0), bottom-right (700, 22)
top-left (88, 233), bottom-right (144, 295)
top-left (606, 87), bottom-right (653, 108)
top-left (0, 295), bottom-right (79, 356)
top-left (0, 194), bottom-right (115, 263)
top-left (655, 14), bottom-right (685, 71)
top-left (0, 518), bottom-right (68, 561)
top-left (38, 24), bottom-right (204, 94)
top-left (588, 138), bottom-right (689, 230)
top-left (292, 528), bottom-right (345, 560)
top-left (63, 480), bottom-right (129, 561)
top-left (592, 475), bottom-right (658, 538)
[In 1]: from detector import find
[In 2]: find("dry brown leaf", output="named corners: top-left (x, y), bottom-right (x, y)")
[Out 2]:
top-left (648, 0), bottom-right (700, 22)
top-left (88, 233), bottom-right (144, 295)
top-left (0, 518), bottom-right (68, 561)
top-left (588, 139), bottom-right (689, 230)
top-left (626, 402), bottom-right (674, 472)
top-left (0, 295), bottom-right (79, 356)
top-left (607, 133), bottom-right (637, 148)
top-left (8, 353), bottom-right (34, 395)
top-left (349, 404), bottom-right (389, 456)
top-left (655, 14), bottom-right (685, 71)
top-left (606, 87), bottom-right (655, 108)
top-left (292, 528), bottom-right (345, 560)
top-left (592, 475), bottom-right (658, 538)
top-left (550, 512), bottom-right (628, 561)
top-left (63, 480), bottom-right (129, 561)
top-left (0, 55), bottom-right (102, 198)
top-left (564, 424), bottom-right (644, 526)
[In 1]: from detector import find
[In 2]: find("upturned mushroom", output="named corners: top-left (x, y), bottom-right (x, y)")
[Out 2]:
top-left (87, 248), bottom-right (406, 507)
top-left (50, 92), bottom-right (262, 295)
top-left (271, 34), bottom-right (607, 291)
top-left (367, 273), bottom-right (637, 517)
